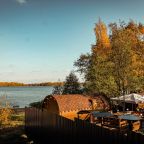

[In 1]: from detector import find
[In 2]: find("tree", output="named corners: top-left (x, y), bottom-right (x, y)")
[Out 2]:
top-left (94, 18), bottom-right (110, 56)
top-left (74, 53), bottom-right (90, 74)
top-left (84, 55), bottom-right (116, 96)
top-left (75, 19), bottom-right (116, 97)
top-left (63, 71), bottom-right (81, 94)
top-left (29, 101), bottom-right (43, 109)
top-left (110, 21), bottom-right (144, 95)
top-left (94, 19), bottom-right (110, 49)
top-left (52, 80), bottom-right (63, 95)
top-left (109, 21), bottom-right (144, 111)
top-left (74, 19), bottom-right (144, 98)
top-left (0, 96), bottom-right (13, 125)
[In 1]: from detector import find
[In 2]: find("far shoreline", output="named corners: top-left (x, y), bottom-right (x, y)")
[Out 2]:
top-left (0, 82), bottom-right (64, 87)
top-left (0, 85), bottom-right (54, 87)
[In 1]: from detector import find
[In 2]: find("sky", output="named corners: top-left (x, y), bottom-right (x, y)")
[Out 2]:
top-left (0, 0), bottom-right (144, 83)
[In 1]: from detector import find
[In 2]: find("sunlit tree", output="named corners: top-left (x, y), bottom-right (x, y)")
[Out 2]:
top-left (74, 19), bottom-right (144, 98)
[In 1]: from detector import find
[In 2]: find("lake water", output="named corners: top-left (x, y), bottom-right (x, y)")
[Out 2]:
top-left (0, 86), bottom-right (53, 108)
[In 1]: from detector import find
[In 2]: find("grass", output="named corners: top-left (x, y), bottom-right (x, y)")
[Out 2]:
top-left (0, 111), bottom-right (33, 144)
top-left (11, 112), bottom-right (25, 122)
top-left (0, 96), bottom-right (33, 143)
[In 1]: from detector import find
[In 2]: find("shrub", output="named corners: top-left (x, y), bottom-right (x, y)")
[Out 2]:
top-left (0, 96), bottom-right (13, 125)
top-left (29, 101), bottom-right (43, 109)
top-left (10, 114), bottom-right (24, 121)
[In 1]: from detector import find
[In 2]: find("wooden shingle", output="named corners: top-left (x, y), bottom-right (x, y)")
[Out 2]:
top-left (42, 94), bottom-right (110, 115)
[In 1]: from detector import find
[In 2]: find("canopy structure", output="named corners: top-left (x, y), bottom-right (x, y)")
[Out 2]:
top-left (111, 93), bottom-right (144, 104)
top-left (118, 114), bottom-right (141, 121)
top-left (91, 111), bottom-right (113, 118)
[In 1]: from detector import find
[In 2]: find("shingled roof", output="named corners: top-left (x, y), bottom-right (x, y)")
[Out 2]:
top-left (53, 94), bottom-right (91, 112)
top-left (42, 94), bottom-right (110, 114)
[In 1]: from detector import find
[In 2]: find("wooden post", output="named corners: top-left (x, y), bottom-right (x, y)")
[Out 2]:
top-left (132, 103), bottom-right (133, 111)
top-left (101, 117), bottom-right (103, 127)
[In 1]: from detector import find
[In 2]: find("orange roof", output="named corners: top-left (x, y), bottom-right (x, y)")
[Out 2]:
top-left (43, 94), bottom-right (110, 113)
top-left (53, 94), bottom-right (91, 112)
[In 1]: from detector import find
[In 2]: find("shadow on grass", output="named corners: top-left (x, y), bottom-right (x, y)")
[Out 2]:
top-left (0, 125), bottom-right (33, 144)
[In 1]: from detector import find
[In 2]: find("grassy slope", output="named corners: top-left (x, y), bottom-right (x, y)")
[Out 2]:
top-left (0, 112), bottom-right (33, 144)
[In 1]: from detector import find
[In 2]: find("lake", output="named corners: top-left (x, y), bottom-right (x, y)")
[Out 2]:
top-left (0, 86), bottom-right (53, 108)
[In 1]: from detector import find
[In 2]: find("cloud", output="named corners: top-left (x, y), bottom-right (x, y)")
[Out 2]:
top-left (16, 0), bottom-right (27, 4)
top-left (30, 70), bottom-right (41, 73)
top-left (8, 64), bottom-right (15, 68)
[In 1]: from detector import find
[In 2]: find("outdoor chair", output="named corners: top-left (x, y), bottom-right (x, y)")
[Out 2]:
top-left (92, 117), bottom-right (102, 124)
top-left (103, 116), bottom-right (116, 126)
top-left (132, 121), bottom-right (140, 131)
top-left (119, 120), bottom-right (128, 128)
top-left (110, 118), bottom-right (128, 129)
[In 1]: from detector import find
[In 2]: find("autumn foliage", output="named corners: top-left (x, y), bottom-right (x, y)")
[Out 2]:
top-left (0, 96), bottom-right (13, 126)
top-left (93, 19), bottom-right (110, 56)
top-left (0, 82), bottom-right (64, 87)
top-left (75, 19), bottom-right (144, 97)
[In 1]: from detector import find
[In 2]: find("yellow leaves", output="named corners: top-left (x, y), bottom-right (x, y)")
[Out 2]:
top-left (76, 19), bottom-right (144, 96)
top-left (0, 96), bottom-right (13, 126)
top-left (94, 19), bottom-right (110, 56)
top-left (0, 108), bottom-right (12, 125)
top-left (131, 50), bottom-right (144, 77)
top-left (138, 23), bottom-right (144, 34)
top-left (139, 27), bottom-right (144, 34)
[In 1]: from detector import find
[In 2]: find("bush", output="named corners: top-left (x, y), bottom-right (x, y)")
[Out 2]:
top-left (0, 96), bottom-right (13, 126)
top-left (29, 101), bottom-right (43, 109)
top-left (10, 114), bottom-right (24, 121)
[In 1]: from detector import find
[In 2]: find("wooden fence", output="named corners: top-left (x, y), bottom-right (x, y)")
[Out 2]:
top-left (25, 108), bottom-right (144, 144)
